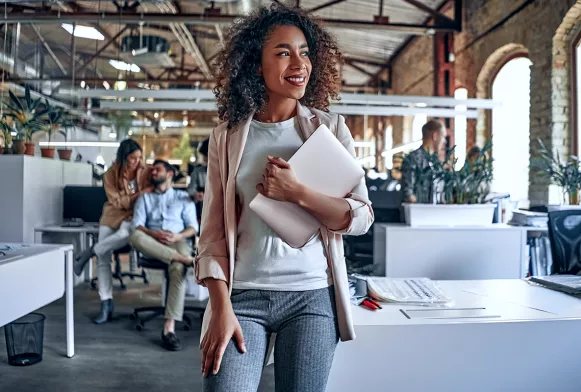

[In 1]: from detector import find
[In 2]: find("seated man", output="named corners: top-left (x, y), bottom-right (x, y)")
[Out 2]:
top-left (129, 160), bottom-right (199, 351)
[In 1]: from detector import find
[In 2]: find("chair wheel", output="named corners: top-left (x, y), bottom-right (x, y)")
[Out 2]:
top-left (120, 284), bottom-right (127, 291)
top-left (130, 276), bottom-right (135, 280)
top-left (183, 324), bottom-right (191, 331)
top-left (143, 278), bottom-right (149, 285)
top-left (130, 313), bottom-right (137, 320)
top-left (90, 281), bottom-right (97, 290)
top-left (136, 323), bottom-right (144, 331)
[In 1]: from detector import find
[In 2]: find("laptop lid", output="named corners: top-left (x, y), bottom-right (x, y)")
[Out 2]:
top-left (249, 124), bottom-right (364, 248)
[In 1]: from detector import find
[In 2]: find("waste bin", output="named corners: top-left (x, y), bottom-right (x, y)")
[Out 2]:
top-left (4, 313), bottom-right (46, 366)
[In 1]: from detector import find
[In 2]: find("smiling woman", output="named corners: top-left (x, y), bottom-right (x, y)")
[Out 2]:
top-left (198, 4), bottom-right (374, 392)
top-left (213, 4), bottom-right (343, 128)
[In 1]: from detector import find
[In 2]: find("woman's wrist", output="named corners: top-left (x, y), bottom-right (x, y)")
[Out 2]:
top-left (205, 278), bottom-right (232, 312)
top-left (288, 183), bottom-right (308, 205)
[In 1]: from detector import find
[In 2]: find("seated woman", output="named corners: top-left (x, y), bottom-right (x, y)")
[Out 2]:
top-left (74, 139), bottom-right (153, 324)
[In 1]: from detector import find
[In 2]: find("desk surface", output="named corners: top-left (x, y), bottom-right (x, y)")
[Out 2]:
top-left (375, 223), bottom-right (532, 231)
top-left (352, 279), bottom-right (581, 327)
top-left (35, 223), bottom-right (100, 234)
top-left (0, 243), bottom-right (73, 266)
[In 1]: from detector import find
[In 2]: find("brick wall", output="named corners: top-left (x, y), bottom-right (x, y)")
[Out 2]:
top-left (390, 0), bottom-right (579, 205)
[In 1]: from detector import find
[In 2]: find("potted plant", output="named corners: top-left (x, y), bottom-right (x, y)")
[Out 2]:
top-left (57, 117), bottom-right (74, 161)
top-left (38, 104), bottom-right (67, 159)
top-left (534, 139), bottom-right (581, 209)
top-left (402, 140), bottom-right (496, 226)
top-left (5, 85), bottom-right (48, 156)
top-left (0, 116), bottom-right (12, 155)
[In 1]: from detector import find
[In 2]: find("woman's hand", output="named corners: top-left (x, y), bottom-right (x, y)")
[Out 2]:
top-left (201, 303), bottom-right (246, 376)
top-left (256, 156), bottom-right (303, 203)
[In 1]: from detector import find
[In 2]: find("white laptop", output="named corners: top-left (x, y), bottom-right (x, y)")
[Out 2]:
top-left (249, 124), bottom-right (365, 248)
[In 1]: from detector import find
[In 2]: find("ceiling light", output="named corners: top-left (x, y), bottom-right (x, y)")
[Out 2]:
top-left (103, 81), bottom-right (110, 90)
top-left (109, 60), bottom-right (140, 73)
top-left (128, 130), bottom-right (133, 136)
top-left (154, 112), bottom-right (159, 119)
top-left (109, 132), bottom-right (117, 139)
top-left (80, 80), bottom-right (86, 88)
top-left (62, 24), bottom-right (105, 41)
top-left (130, 97), bottom-right (135, 102)
top-left (183, 119), bottom-right (189, 126)
top-left (147, 98), bottom-right (154, 103)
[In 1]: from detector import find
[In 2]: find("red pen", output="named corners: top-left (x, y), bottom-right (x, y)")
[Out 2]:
top-left (366, 297), bottom-right (383, 309)
top-left (361, 299), bottom-right (378, 311)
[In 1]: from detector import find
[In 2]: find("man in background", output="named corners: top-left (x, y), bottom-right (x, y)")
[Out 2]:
top-left (130, 160), bottom-right (199, 351)
top-left (401, 119), bottom-right (447, 203)
top-left (187, 138), bottom-right (209, 224)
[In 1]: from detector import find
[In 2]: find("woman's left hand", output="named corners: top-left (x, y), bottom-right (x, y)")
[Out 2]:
top-left (256, 156), bottom-right (302, 203)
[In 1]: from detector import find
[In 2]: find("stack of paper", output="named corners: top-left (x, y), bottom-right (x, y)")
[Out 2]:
top-left (509, 210), bottom-right (548, 228)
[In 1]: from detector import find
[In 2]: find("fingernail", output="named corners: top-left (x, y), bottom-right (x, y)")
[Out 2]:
top-left (267, 155), bottom-right (273, 159)
top-left (213, 369), bottom-right (218, 375)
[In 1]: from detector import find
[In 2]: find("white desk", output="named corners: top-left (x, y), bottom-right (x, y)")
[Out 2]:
top-left (34, 224), bottom-right (99, 282)
top-left (0, 244), bottom-right (75, 358)
top-left (327, 279), bottom-right (581, 392)
top-left (373, 223), bottom-right (528, 279)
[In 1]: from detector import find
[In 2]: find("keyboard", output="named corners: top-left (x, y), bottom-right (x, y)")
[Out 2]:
top-left (360, 276), bottom-right (452, 304)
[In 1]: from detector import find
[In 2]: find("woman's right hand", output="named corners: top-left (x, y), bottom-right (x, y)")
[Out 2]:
top-left (201, 279), bottom-right (246, 377)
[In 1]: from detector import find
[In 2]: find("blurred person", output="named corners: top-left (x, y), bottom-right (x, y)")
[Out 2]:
top-left (401, 119), bottom-right (446, 203)
top-left (130, 160), bottom-right (199, 351)
top-left (74, 139), bottom-right (153, 324)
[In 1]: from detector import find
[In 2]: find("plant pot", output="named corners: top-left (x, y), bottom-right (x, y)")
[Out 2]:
top-left (403, 203), bottom-right (496, 227)
top-left (13, 140), bottom-right (26, 155)
top-left (40, 147), bottom-right (55, 159)
top-left (57, 148), bottom-right (73, 161)
top-left (24, 143), bottom-right (35, 156)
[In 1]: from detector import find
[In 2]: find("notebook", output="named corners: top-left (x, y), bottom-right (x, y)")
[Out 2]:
top-left (249, 124), bottom-right (365, 248)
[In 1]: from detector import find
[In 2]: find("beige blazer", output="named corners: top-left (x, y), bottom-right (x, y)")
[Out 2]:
top-left (100, 161), bottom-right (152, 230)
top-left (194, 102), bottom-right (374, 342)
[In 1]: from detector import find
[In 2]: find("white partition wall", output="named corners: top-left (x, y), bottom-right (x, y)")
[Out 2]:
top-left (373, 223), bottom-right (528, 280)
top-left (0, 155), bottom-right (92, 243)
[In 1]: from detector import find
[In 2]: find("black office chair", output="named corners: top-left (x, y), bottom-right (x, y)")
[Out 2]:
top-left (131, 254), bottom-right (205, 331)
top-left (90, 245), bottom-right (148, 290)
top-left (548, 210), bottom-right (581, 275)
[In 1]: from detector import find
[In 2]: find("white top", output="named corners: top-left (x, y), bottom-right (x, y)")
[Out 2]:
top-left (233, 117), bottom-right (331, 291)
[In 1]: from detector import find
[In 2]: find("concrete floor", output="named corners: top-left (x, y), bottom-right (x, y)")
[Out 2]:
top-left (0, 279), bottom-right (275, 392)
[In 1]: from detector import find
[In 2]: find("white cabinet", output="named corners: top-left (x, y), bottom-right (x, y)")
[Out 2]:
top-left (0, 156), bottom-right (92, 243)
top-left (373, 223), bottom-right (528, 279)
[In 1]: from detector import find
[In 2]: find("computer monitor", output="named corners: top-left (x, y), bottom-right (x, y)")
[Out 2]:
top-left (369, 191), bottom-right (404, 223)
top-left (63, 186), bottom-right (107, 223)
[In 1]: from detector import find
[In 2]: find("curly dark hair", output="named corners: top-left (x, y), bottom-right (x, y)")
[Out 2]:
top-left (214, 4), bottom-right (344, 128)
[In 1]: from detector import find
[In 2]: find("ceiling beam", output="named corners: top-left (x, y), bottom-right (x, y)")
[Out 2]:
top-left (401, 0), bottom-right (456, 27)
top-left (345, 60), bottom-right (376, 77)
top-left (7, 77), bottom-right (208, 85)
top-left (75, 26), bottom-right (129, 74)
top-left (2, 11), bottom-right (460, 33)
top-left (30, 24), bottom-right (67, 76)
top-left (343, 56), bottom-right (384, 67)
top-left (308, 0), bottom-right (347, 13)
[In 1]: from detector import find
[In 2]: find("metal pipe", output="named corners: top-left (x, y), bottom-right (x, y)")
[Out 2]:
top-left (70, 23), bottom-right (76, 86)
top-left (31, 24), bottom-right (67, 75)
top-left (11, 23), bottom-right (20, 75)
top-left (1, 12), bottom-right (459, 33)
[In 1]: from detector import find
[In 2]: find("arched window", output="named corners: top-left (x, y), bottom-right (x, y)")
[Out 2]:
top-left (491, 56), bottom-right (532, 205)
top-left (454, 88), bottom-right (468, 169)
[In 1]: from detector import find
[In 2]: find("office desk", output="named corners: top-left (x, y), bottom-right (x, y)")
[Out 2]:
top-left (34, 224), bottom-right (99, 281)
top-left (0, 244), bottom-right (75, 358)
top-left (327, 279), bottom-right (581, 392)
top-left (373, 224), bottom-right (528, 279)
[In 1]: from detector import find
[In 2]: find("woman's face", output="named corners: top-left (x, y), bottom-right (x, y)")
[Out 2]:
top-left (125, 149), bottom-right (142, 171)
top-left (260, 25), bottom-right (312, 101)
